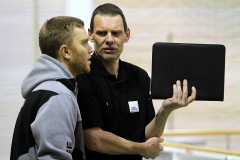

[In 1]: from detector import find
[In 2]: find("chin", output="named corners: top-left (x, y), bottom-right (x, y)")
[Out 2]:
top-left (76, 68), bottom-right (90, 75)
top-left (84, 67), bottom-right (91, 73)
top-left (104, 55), bottom-right (118, 61)
top-left (86, 69), bottom-right (91, 73)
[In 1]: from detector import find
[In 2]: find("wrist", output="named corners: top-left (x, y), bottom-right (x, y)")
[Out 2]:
top-left (132, 142), bottom-right (146, 156)
top-left (159, 105), bottom-right (173, 116)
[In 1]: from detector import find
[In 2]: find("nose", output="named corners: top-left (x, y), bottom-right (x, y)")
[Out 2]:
top-left (105, 33), bottom-right (114, 45)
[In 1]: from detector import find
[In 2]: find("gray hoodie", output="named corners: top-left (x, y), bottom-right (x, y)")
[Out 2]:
top-left (10, 54), bottom-right (85, 160)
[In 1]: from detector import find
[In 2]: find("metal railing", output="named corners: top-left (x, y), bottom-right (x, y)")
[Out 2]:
top-left (143, 129), bottom-right (240, 160)
top-left (163, 129), bottom-right (240, 150)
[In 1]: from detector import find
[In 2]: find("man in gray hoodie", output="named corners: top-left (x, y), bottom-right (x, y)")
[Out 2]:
top-left (10, 16), bottom-right (93, 160)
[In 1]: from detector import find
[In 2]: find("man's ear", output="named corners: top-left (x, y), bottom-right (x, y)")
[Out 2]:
top-left (125, 28), bottom-right (130, 43)
top-left (59, 45), bottom-right (70, 59)
top-left (88, 28), bottom-right (94, 42)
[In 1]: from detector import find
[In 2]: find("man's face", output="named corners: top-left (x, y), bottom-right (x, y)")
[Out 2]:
top-left (89, 14), bottom-right (130, 63)
top-left (68, 27), bottom-right (93, 75)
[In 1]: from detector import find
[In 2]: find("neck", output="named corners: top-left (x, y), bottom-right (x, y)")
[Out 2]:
top-left (103, 60), bottom-right (119, 78)
top-left (95, 52), bottom-right (120, 78)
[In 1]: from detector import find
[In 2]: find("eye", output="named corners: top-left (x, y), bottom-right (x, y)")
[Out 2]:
top-left (112, 31), bottom-right (121, 37)
top-left (96, 31), bottom-right (107, 36)
top-left (81, 39), bottom-right (89, 46)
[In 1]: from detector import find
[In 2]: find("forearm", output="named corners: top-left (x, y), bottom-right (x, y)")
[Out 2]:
top-left (146, 80), bottom-right (196, 139)
top-left (84, 128), bottom-right (145, 156)
top-left (145, 106), bottom-right (172, 139)
top-left (84, 127), bottom-right (163, 159)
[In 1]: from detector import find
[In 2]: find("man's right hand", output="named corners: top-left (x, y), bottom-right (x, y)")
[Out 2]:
top-left (141, 137), bottom-right (164, 159)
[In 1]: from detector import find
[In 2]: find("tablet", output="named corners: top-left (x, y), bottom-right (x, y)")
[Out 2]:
top-left (151, 42), bottom-right (225, 101)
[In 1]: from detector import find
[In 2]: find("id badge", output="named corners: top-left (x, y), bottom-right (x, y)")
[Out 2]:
top-left (128, 101), bottom-right (139, 113)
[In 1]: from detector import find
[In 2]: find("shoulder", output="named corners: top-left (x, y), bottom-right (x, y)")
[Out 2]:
top-left (34, 81), bottom-right (75, 97)
top-left (35, 82), bottom-right (80, 117)
top-left (121, 60), bottom-right (149, 77)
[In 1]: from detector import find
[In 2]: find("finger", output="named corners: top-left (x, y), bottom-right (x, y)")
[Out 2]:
top-left (187, 86), bottom-right (197, 103)
top-left (173, 83), bottom-right (177, 99)
top-left (159, 144), bottom-right (164, 152)
top-left (159, 137), bottom-right (164, 143)
top-left (176, 80), bottom-right (182, 100)
top-left (182, 79), bottom-right (188, 101)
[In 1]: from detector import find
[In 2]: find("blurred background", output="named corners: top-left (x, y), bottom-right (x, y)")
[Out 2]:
top-left (0, 0), bottom-right (239, 159)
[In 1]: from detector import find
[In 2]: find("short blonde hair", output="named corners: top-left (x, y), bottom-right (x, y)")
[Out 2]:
top-left (39, 16), bottom-right (84, 59)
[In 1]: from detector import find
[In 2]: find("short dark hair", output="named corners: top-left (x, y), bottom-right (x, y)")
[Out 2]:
top-left (39, 16), bottom-right (84, 59)
top-left (90, 3), bottom-right (128, 32)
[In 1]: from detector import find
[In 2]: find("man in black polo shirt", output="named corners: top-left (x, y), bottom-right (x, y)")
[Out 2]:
top-left (76, 3), bottom-right (196, 160)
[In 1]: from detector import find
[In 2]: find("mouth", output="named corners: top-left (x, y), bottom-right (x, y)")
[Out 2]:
top-left (87, 57), bottom-right (91, 63)
top-left (103, 47), bottom-right (116, 53)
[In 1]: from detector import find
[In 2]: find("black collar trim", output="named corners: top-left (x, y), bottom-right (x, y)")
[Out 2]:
top-left (56, 78), bottom-right (76, 92)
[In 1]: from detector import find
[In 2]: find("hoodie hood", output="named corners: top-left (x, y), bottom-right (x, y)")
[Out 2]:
top-left (21, 54), bottom-right (75, 99)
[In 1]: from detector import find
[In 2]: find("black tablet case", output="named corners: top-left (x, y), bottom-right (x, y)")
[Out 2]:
top-left (151, 42), bottom-right (225, 101)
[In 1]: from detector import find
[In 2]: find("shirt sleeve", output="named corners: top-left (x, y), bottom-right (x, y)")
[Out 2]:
top-left (31, 94), bottom-right (78, 159)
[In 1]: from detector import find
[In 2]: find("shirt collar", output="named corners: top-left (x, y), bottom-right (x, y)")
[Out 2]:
top-left (91, 52), bottom-right (129, 82)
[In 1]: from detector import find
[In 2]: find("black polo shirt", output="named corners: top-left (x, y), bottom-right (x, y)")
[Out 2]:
top-left (76, 52), bottom-right (155, 160)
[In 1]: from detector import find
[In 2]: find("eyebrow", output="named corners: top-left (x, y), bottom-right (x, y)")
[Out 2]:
top-left (81, 38), bottom-right (89, 43)
top-left (112, 30), bottom-right (123, 33)
top-left (96, 29), bottom-right (123, 32)
top-left (96, 30), bottom-right (107, 33)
